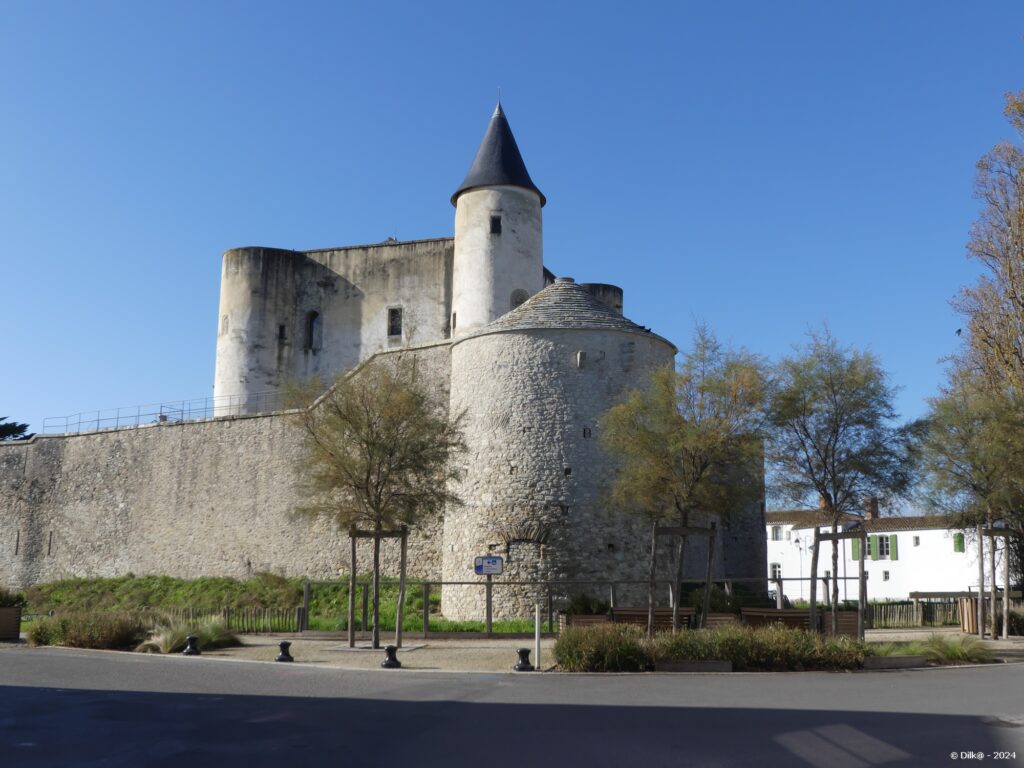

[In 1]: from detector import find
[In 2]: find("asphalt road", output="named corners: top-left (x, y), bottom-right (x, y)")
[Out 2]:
top-left (1, 647), bottom-right (1022, 767)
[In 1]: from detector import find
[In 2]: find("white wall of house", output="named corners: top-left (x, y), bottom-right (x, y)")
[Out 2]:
top-left (765, 522), bottom-right (998, 602)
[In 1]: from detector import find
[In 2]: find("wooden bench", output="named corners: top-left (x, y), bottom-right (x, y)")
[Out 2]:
top-left (611, 607), bottom-right (695, 631)
top-left (740, 607), bottom-right (815, 630)
top-left (820, 610), bottom-right (860, 638)
top-left (703, 612), bottom-right (741, 629)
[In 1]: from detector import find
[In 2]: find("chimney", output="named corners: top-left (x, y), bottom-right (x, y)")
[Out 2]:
top-left (865, 497), bottom-right (880, 520)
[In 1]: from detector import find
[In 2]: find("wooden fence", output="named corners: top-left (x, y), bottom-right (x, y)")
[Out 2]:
top-left (155, 607), bottom-right (302, 633)
top-left (867, 601), bottom-right (960, 629)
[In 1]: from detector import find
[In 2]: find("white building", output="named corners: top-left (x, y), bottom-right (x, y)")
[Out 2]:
top-left (765, 509), bottom-right (994, 602)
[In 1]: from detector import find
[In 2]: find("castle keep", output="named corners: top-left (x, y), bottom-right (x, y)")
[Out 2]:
top-left (0, 105), bottom-right (767, 618)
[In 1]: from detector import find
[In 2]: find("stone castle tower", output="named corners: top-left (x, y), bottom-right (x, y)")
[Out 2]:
top-left (0, 104), bottom-right (767, 615)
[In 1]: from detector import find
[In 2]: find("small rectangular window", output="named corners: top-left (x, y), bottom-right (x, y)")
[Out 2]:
top-left (388, 307), bottom-right (403, 337)
top-left (771, 526), bottom-right (782, 541)
top-left (451, 312), bottom-right (457, 331)
top-left (278, 324), bottom-right (287, 341)
top-left (883, 571), bottom-right (890, 581)
top-left (913, 536), bottom-right (920, 547)
top-left (490, 215), bottom-right (502, 234)
top-left (879, 536), bottom-right (891, 559)
top-left (769, 563), bottom-right (782, 580)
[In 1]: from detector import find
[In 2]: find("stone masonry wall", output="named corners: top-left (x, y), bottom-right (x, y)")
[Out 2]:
top-left (0, 343), bottom-right (452, 593)
top-left (444, 326), bottom-right (689, 620)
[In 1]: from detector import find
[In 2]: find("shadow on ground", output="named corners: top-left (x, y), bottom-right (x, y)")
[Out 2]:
top-left (1, 685), bottom-right (1020, 768)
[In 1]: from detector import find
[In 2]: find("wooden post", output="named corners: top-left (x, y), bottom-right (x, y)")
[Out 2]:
top-left (808, 528), bottom-right (820, 633)
top-left (609, 583), bottom-right (616, 610)
top-left (422, 583), bottom-right (430, 639)
top-left (648, 520), bottom-right (657, 638)
top-left (977, 525), bottom-right (985, 639)
top-left (348, 530), bottom-right (356, 648)
top-left (700, 522), bottom-right (717, 628)
top-left (913, 596), bottom-right (922, 627)
top-left (395, 526), bottom-right (408, 649)
top-left (857, 535), bottom-right (866, 641)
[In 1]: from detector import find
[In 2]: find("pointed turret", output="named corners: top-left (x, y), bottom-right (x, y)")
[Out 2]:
top-left (452, 103), bottom-right (545, 206)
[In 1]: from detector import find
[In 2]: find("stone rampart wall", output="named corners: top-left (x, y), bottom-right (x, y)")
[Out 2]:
top-left (0, 343), bottom-right (452, 592)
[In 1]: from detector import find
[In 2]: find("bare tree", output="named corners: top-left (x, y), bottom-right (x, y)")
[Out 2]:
top-left (288, 357), bottom-right (466, 648)
top-left (765, 330), bottom-right (920, 633)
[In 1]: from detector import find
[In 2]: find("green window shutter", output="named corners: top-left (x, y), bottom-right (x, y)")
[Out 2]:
top-left (954, 532), bottom-right (965, 553)
top-left (870, 535), bottom-right (879, 561)
top-left (851, 538), bottom-right (861, 561)
top-left (889, 535), bottom-right (898, 561)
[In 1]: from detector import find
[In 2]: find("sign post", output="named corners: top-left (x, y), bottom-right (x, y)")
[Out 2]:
top-left (475, 557), bottom-right (503, 637)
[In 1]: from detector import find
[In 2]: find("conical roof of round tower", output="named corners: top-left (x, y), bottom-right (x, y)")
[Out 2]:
top-left (451, 102), bottom-right (546, 207)
top-left (459, 277), bottom-right (675, 349)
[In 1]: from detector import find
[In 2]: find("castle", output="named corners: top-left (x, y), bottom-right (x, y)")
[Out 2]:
top-left (0, 105), bottom-right (766, 618)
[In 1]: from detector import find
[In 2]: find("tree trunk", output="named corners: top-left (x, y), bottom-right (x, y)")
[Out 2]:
top-left (830, 520), bottom-right (839, 635)
top-left (395, 527), bottom-right (408, 649)
top-left (672, 509), bottom-right (690, 632)
top-left (648, 519), bottom-right (658, 638)
top-left (372, 525), bottom-right (381, 650)
top-left (988, 513), bottom-right (997, 636)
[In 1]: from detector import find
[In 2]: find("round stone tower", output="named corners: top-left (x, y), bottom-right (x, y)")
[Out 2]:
top-left (442, 278), bottom-right (677, 619)
top-left (450, 103), bottom-right (545, 338)
top-left (213, 246), bottom-right (313, 415)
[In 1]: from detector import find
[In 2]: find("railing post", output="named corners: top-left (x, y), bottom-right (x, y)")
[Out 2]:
top-left (361, 583), bottom-right (369, 632)
top-left (302, 582), bottom-right (310, 632)
top-left (774, 579), bottom-right (784, 609)
top-left (485, 575), bottom-right (493, 637)
top-left (547, 588), bottom-right (553, 633)
top-left (422, 583), bottom-right (430, 639)
top-left (609, 583), bottom-right (616, 610)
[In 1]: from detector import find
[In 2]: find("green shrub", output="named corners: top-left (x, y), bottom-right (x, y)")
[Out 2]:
top-left (555, 624), bottom-right (868, 672)
top-left (136, 617), bottom-right (242, 654)
top-left (922, 634), bottom-right (992, 664)
top-left (27, 612), bottom-right (148, 650)
top-left (0, 586), bottom-right (27, 608)
top-left (566, 593), bottom-right (610, 616)
top-left (554, 624), bottom-right (651, 672)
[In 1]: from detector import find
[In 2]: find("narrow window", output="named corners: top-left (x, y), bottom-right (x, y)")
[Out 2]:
top-left (883, 571), bottom-right (890, 582)
top-left (490, 214), bottom-right (502, 234)
top-left (582, 427), bottom-right (592, 439)
top-left (879, 536), bottom-right (891, 559)
top-left (278, 324), bottom-right (287, 341)
top-left (564, 467), bottom-right (572, 477)
top-left (771, 525), bottom-right (782, 541)
top-left (388, 307), bottom-right (403, 338)
top-left (769, 563), bottom-right (782, 581)
top-left (451, 312), bottom-right (457, 331)
top-left (913, 535), bottom-right (920, 547)
top-left (304, 311), bottom-right (322, 351)
top-left (953, 532), bottom-right (965, 553)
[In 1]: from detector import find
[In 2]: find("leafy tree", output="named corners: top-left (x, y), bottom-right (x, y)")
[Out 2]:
top-left (922, 369), bottom-right (1024, 598)
top-left (601, 326), bottom-right (766, 635)
top-left (954, 90), bottom-right (1024, 392)
top-left (288, 358), bottom-right (466, 648)
top-left (0, 417), bottom-right (32, 441)
top-left (765, 331), bottom-right (920, 633)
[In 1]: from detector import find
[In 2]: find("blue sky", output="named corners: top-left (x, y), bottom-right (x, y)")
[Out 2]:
top-left (2, 2), bottom-right (1023, 433)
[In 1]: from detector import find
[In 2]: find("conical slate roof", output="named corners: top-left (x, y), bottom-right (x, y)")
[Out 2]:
top-left (451, 103), bottom-right (545, 207)
top-left (462, 277), bottom-right (674, 348)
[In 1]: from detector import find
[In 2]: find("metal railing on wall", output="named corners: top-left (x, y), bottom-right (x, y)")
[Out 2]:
top-left (42, 391), bottom-right (285, 435)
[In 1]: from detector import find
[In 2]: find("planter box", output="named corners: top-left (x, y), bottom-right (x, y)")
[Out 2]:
top-left (656, 660), bottom-right (733, 673)
top-left (862, 655), bottom-right (928, 670)
top-left (0, 607), bottom-right (22, 641)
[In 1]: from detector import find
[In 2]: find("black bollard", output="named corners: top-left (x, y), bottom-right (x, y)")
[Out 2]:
top-left (182, 635), bottom-right (202, 656)
top-left (276, 641), bottom-right (294, 662)
top-left (513, 647), bottom-right (534, 672)
top-left (380, 644), bottom-right (402, 669)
